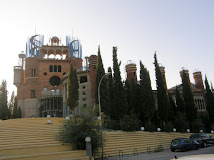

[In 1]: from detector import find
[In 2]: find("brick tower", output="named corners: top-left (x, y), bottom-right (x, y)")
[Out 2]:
top-left (193, 71), bottom-right (204, 91)
top-left (125, 61), bottom-right (137, 83)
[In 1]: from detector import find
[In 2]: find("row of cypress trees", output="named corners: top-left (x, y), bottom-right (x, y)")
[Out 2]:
top-left (93, 47), bottom-right (213, 131)
top-left (66, 46), bottom-right (213, 132)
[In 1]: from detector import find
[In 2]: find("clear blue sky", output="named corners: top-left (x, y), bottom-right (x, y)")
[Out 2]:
top-left (0, 0), bottom-right (214, 98)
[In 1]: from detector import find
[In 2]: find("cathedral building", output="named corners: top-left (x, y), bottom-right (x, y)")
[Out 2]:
top-left (13, 35), bottom-right (97, 118)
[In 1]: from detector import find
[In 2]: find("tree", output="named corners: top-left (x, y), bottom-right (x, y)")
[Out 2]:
top-left (8, 91), bottom-right (15, 119)
top-left (106, 67), bottom-right (114, 118)
top-left (204, 76), bottom-right (214, 124)
top-left (168, 94), bottom-right (177, 123)
top-left (154, 53), bottom-right (169, 128)
top-left (95, 46), bottom-right (109, 115)
top-left (0, 80), bottom-right (8, 120)
top-left (112, 47), bottom-right (128, 120)
top-left (17, 107), bottom-right (22, 118)
top-left (66, 63), bottom-right (79, 111)
top-left (12, 96), bottom-right (18, 118)
top-left (58, 107), bottom-right (101, 155)
top-left (175, 86), bottom-right (185, 114)
top-left (125, 77), bottom-right (137, 115)
top-left (181, 70), bottom-right (197, 127)
top-left (139, 61), bottom-right (155, 125)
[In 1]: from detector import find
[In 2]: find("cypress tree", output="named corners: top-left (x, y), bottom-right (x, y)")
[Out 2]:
top-left (12, 96), bottom-right (18, 118)
top-left (168, 94), bottom-right (177, 123)
top-left (140, 61), bottom-right (155, 125)
top-left (112, 47), bottom-right (128, 120)
top-left (175, 86), bottom-right (185, 114)
top-left (106, 67), bottom-right (114, 117)
top-left (124, 79), bottom-right (131, 112)
top-left (95, 46), bottom-right (109, 115)
top-left (181, 70), bottom-right (197, 126)
top-left (8, 91), bottom-right (15, 119)
top-left (66, 63), bottom-right (79, 111)
top-left (204, 76), bottom-right (214, 124)
top-left (129, 77), bottom-right (137, 114)
top-left (0, 80), bottom-right (8, 120)
top-left (17, 106), bottom-right (22, 118)
top-left (154, 53), bottom-right (169, 127)
top-left (211, 83), bottom-right (214, 93)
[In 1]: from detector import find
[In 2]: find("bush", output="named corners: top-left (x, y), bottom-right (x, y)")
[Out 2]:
top-left (144, 123), bottom-right (156, 132)
top-left (104, 117), bottom-right (121, 130)
top-left (58, 109), bottom-right (101, 155)
top-left (164, 122), bottom-right (173, 132)
top-left (120, 114), bottom-right (141, 131)
top-left (173, 113), bottom-right (188, 132)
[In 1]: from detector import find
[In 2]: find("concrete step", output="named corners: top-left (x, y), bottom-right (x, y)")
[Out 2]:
top-left (0, 134), bottom-right (57, 140)
top-left (0, 138), bottom-right (60, 145)
top-left (0, 150), bottom-right (87, 160)
top-left (0, 144), bottom-right (72, 157)
top-left (0, 140), bottom-right (61, 149)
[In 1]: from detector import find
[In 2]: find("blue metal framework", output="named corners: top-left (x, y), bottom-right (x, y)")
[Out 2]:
top-left (26, 35), bottom-right (44, 58)
top-left (66, 35), bottom-right (82, 59)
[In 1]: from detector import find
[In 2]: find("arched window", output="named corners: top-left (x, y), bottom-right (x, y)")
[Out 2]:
top-left (54, 65), bottom-right (57, 72)
top-left (49, 65), bottom-right (53, 72)
top-left (58, 65), bottom-right (61, 72)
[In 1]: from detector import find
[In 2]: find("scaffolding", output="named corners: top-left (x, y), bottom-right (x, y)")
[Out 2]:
top-left (25, 35), bottom-right (44, 58)
top-left (66, 36), bottom-right (82, 59)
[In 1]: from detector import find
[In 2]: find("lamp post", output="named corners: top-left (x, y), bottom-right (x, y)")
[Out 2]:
top-left (98, 72), bottom-right (111, 160)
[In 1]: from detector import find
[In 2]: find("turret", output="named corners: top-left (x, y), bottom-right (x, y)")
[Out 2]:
top-left (193, 71), bottom-right (204, 91)
top-left (159, 65), bottom-right (167, 89)
top-left (13, 52), bottom-right (25, 86)
top-left (125, 60), bottom-right (137, 83)
top-left (180, 69), bottom-right (191, 88)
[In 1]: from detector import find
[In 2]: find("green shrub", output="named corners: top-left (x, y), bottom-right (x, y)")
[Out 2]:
top-left (58, 109), bottom-right (101, 155)
top-left (144, 123), bottom-right (156, 132)
top-left (173, 113), bottom-right (187, 132)
top-left (120, 114), bottom-right (141, 131)
top-left (104, 117), bottom-right (121, 130)
top-left (164, 122), bottom-right (173, 132)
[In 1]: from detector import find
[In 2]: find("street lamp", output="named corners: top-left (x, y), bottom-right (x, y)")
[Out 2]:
top-left (98, 72), bottom-right (111, 160)
top-left (141, 127), bottom-right (145, 131)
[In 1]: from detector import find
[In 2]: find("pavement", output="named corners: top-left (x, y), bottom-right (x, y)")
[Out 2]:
top-left (104, 146), bottom-right (214, 160)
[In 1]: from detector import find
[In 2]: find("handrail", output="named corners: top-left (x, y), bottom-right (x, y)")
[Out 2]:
top-left (119, 150), bottom-right (123, 158)
top-left (134, 148), bottom-right (138, 156)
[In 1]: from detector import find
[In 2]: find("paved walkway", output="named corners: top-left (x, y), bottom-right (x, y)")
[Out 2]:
top-left (104, 146), bottom-right (214, 160)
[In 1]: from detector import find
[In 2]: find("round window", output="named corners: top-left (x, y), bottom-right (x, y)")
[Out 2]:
top-left (49, 76), bottom-right (61, 86)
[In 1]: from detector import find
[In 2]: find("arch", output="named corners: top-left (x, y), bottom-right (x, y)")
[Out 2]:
top-left (49, 65), bottom-right (53, 72)
top-left (49, 54), bottom-right (55, 59)
top-left (56, 49), bottom-right (62, 55)
top-left (54, 65), bottom-right (57, 72)
top-left (48, 49), bottom-right (54, 55)
top-left (40, 49), bottom-right (47, 58)
top-left (58, 65), bottom-right (61, 72)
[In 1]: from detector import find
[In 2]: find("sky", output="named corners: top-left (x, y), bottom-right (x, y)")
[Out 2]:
top-left (0, 0), bottom-right (214, 99)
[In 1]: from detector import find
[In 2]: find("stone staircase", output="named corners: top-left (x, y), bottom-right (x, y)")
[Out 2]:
top-left (96, 131), bottom-right (214, 158)
top-left (0, 118), bottom-right (90, 160)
